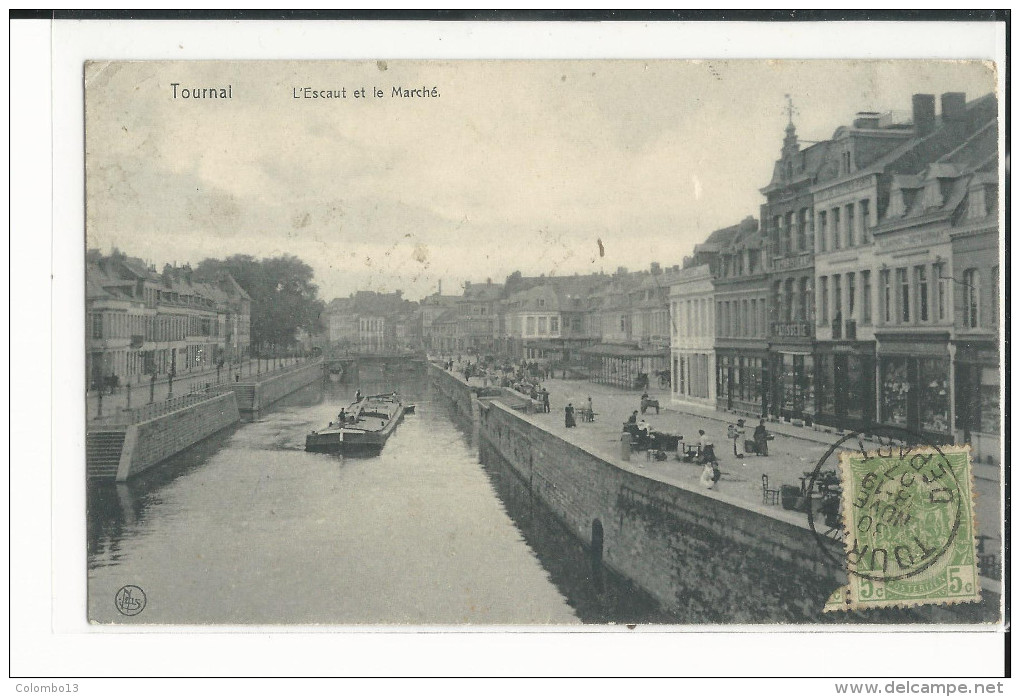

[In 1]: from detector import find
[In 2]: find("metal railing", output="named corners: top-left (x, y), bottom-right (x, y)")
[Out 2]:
top-left (88, 391), bottom-right (229, 427)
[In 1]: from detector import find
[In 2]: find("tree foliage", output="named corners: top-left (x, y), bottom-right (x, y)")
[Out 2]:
top-left (196, 254), bottom-right (324, 353)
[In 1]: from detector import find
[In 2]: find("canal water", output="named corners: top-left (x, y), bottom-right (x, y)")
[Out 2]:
top-left (87, 364), bottom-right (667, 625)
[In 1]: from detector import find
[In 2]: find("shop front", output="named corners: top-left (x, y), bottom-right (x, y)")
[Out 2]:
top-left (715, 348), bottom-right (768, 417)
top-left (769, 350), bottom-right (815, 424)
top-left (955, 340), bottom-right (1000, 465)
top-left (583, 344), bottom-right (669, 389)
top-left (875, 333), bottom-right (953, 444)
top-left (768, 319), bottom-right (815, 424)
top-left (814, 342), bottom-right (875, 432)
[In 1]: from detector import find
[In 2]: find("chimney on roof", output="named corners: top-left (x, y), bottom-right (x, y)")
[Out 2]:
top-left (616, 266), bottom-right (627, 276)
top-left (486, 277), bottom-right (492, 285)
top-left (438, 280), bottom-right (442, 294)
top-left (912, 94), bottom-right (936, 137)
top-left (853, 111), bottom-right (881, 129)
top-left (941, 92), bottom-right (966, 123)
top-left (650, 262), bottom-right (661, 275)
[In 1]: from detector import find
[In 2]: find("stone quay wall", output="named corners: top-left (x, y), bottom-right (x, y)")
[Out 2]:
top-left (429, 362), bottom-right (479, 423)
top-left (251, 360), bottom-right (324, 413)
top-left (117, 392), bottom-right (240, 481)
top-left (427, 363), bottom-right (999, 623)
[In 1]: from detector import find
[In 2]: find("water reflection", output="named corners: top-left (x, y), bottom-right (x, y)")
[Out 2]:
top-left (476, 438), bottom-right (676, 624)
top-left (86, 364), bottom-right (580, 624)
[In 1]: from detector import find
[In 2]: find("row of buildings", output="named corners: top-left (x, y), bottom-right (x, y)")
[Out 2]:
top-left (669, 90), bottom-right (999, 464)
top-left (86, 251), bottom-right (251, 389)
top-left (319, 89), bottom-right (999, 464)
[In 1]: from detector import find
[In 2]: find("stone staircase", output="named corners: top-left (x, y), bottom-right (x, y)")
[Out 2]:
top-left (86, 430), bottom-right (126, 480)
top-left (231, 384), bottom-right (256, 412)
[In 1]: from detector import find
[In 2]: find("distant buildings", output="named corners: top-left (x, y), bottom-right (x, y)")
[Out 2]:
top-left (325, 290), bottom-right (418, 352)
top-left (86, 251), bottom-right (251, 390)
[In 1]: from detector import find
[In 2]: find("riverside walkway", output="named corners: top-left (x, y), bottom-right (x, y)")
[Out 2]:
top-left (452, 368), bottom-right (1001, 579)
top-left (86, 356), bottom-right (313, 423)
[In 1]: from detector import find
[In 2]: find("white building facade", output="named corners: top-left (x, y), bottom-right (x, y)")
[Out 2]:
top-left (669, 265), bottom-right (716, 407)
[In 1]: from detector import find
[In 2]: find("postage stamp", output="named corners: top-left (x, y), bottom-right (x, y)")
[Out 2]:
top-left (826, 442), bottom-right (980, 612)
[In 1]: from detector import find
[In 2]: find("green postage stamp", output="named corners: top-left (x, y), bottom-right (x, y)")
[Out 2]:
top-left (826, 443), bottom-right (981, 612)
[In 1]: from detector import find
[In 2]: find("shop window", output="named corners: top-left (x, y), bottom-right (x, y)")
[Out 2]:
top-left (918, 358), bottom-right (951, 434)
top-left (881, 358), bottom-right (910, 426)
top-left (844, 354), bottom-right (867, 421)
top-left (978, 366), bottom-right (1001, 434)
top-left (817, 354), bottom-right (835, 416)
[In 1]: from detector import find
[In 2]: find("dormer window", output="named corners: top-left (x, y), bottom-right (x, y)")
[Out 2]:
top-left (841, 150), bottom-right (853, 175)
top-left (921, 178), bottom-right (944, 209)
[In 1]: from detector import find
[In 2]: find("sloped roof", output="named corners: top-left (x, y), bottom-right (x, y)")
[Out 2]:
top-left (462, 283), bottom-right (503, 302)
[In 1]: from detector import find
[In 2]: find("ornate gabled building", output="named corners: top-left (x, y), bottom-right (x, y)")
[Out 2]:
top-left (760, 108), bottom-right (835, 423)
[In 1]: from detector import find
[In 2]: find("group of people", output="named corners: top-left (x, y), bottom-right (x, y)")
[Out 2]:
top-left (564, 396), bottom-right (594, 428)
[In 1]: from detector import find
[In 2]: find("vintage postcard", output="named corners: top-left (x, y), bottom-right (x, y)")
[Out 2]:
top-left (83, 59), bottom-right (1003, 627)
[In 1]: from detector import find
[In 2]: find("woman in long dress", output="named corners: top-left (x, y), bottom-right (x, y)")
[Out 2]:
top-left (700, 462), bottom-right (716, 489)
top-left (565, 403), bottom-right (577, 428)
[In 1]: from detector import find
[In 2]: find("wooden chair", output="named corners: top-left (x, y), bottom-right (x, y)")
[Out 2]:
top-left (761, 474), bottom-right (780, 505)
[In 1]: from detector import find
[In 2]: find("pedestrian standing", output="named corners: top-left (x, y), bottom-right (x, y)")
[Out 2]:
top-left (542, 388), bottom-right (550, 413)
top-left (728, 419), bottom-right (746, 459)
top-left (565, 403), bottom-right (576, 428)
top-left (754, 419), bottom-right (769, 456)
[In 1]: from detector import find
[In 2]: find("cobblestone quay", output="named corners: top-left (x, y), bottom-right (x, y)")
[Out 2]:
top-left (429, 362), bottom-right (1000, 623)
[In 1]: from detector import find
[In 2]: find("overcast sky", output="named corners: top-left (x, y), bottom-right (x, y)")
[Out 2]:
top-left (85, 60), bottom-right (995, 302)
